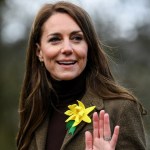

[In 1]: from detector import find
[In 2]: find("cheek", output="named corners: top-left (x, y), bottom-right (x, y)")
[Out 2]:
top-left (42, 47), bottom-right (58, 61)
top-left (76, 47), bottom-right (88, 71)
top-left (42, 51), bottom-right (56, 72)
top-left (78, 45), bottom-right (88, 60)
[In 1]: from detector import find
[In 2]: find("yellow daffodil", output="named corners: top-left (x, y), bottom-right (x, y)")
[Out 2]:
top-left (65, 100), bottom-right (95, 127)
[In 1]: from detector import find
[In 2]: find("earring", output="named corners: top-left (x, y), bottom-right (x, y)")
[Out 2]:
top-left (40, 61), bottom-right (44, 67)
top-left (38, 57), bottom-right (44, 67)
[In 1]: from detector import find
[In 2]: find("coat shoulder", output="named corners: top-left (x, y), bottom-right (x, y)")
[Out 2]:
top-left (103, 99), bottom-right (142, 125)
top-left (103, 99), bottom-right (140, 114)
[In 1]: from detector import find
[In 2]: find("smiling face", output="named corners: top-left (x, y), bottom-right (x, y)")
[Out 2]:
top-left (36, 13), bottom-right (88, 80)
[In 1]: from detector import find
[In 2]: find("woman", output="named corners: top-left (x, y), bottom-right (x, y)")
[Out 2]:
top-left (17, 1), bottom-right (146, 150)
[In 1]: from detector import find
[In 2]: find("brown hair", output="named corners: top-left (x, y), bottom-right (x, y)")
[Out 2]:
top-left (17, 1), bottom-right (145, 149)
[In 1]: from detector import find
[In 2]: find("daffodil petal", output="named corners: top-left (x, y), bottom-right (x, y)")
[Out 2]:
top-left (85, 106), bottom-right (96, 114)
top-left (75, 115), bottom-right (80, 123)
top-left (77, 100), bottom-right (85, 109)
top-left (69, 104), bottom-right (78, 114)
top-left (82, 115), bottom-right (91, 123)
top-left (64, 110), bottom-right (73, 116)
top-left (68, 104), bottom-right (77, 110)
top-left (65, 115), bottom-right (76, 122)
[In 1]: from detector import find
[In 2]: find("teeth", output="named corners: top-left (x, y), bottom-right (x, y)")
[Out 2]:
top-left (58, 61), bottom-right (76, 65)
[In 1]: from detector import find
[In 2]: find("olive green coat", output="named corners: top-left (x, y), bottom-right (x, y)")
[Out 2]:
top-left (29, 90), bottom-right (146, 150)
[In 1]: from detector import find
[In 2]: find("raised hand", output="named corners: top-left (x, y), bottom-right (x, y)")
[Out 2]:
top-left (85, 110), bottom-right (120, 150)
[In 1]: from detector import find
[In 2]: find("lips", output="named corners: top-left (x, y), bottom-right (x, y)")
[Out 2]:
top-left (57, 60), bottom-right (77, 65)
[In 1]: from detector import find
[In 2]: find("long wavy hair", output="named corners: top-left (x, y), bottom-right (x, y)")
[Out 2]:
top-left (17, 1), bottom-right (146, 149)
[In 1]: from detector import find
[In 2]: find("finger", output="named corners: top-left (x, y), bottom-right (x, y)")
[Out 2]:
top-left (104, 113), bottom-right (111, 139)
top-left (93, 112), bottom-right (99, 139)
top-left (85, 131), bottom-right (93, 150)
top-left (110, 126), bottom-right (120, 148)
top-left (99, 110), bottom-right (105, 138)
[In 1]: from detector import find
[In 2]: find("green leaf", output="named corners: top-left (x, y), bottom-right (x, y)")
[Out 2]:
top-left (66, 120), bottom-right (77, 135)
top-left (66, 120), bottom-right (74, 129)
top-left (69, 126), bottom-right (76, 135)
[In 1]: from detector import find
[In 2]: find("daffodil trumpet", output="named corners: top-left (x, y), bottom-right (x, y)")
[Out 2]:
top-left (64, 100), bottom-right (95, 135)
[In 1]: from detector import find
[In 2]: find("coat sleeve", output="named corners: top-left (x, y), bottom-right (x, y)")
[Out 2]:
top-left (116, 100), bottom-right (146, 150)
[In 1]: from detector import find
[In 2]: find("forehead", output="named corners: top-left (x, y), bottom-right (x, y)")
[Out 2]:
top-left (42, 13), bottom-right (82, 34)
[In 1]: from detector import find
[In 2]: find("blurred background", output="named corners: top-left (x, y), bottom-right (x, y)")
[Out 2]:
top-left (0, 0), bottom-right (149, 149)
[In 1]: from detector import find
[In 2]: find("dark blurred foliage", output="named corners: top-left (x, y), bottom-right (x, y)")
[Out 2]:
top-left (0, 1), bottom-right (26, 149)
top-left (96, 23), bottom-right (150, 149)
top-left (0, 0), bottom-right (149, 149)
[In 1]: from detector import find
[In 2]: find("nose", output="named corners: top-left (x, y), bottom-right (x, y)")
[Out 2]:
top-left (61, 39), bottom-right (73, 55)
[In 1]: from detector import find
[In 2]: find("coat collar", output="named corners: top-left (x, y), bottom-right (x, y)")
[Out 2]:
top-left (34, 89), bottom-right (104, 150)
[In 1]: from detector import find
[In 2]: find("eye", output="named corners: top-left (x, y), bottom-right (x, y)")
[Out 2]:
top-left (48, 36), bottom-right (61, 44)
top-left (71, 34), bottom-right (83, 43)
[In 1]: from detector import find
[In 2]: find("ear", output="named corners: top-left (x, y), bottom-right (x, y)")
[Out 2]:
top-left (36, 43), bottom-right (43, 62)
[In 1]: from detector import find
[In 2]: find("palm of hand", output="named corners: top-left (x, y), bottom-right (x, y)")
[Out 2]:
top-left (85, 110), bottom-right (119, 150)
top-left (93, 138), bottom-right (114, 150)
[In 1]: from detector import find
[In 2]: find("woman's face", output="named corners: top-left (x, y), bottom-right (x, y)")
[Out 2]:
top-left (37, 13), bottom-right (88, 80)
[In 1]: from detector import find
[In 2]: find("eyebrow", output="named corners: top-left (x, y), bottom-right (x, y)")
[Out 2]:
top-left (47, 30), bottom-right (83, 37)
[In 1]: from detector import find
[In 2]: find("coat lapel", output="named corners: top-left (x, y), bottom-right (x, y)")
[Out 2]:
top-left (61, 90), bottom-right (104, 149)
top-left (35, 117), bottom-right (49, 150)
